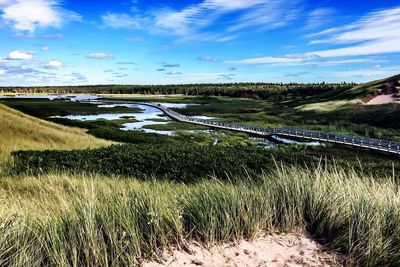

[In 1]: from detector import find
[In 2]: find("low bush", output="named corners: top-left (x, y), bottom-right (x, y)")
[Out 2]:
top-left (11, 143), bottom-right (312, 182)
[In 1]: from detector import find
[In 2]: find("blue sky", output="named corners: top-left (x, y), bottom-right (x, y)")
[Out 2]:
top-left (0, 0), bottom-right (400, 85)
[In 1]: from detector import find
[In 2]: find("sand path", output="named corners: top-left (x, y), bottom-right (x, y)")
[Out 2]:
top-left (144, 232), bottom-right (343, 267)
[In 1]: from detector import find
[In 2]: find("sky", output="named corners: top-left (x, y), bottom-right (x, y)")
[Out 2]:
top-left (0, 0), bottom-right (400, 85)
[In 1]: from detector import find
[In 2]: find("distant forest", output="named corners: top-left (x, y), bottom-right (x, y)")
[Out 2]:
top-left (0, 83), bottom-right (356, 100)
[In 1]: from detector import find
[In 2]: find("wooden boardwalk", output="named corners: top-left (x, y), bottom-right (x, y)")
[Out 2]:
top-left (139, 102), bottom-right (400, 155)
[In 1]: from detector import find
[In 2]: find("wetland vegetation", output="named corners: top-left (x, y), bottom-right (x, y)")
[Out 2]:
top-left (1, 75), bottom-right (400, 266)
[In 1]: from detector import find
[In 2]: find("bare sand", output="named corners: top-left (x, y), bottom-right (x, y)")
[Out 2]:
top-left (366, 94), bottom-right (397, 105)
top-left (144, 232), bottom-right (343, 267)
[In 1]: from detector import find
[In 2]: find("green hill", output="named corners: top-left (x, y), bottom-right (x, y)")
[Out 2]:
top-left (0, 104), bottom-right (111, 165)
top-left (351, 73), bottom-right (400, 100)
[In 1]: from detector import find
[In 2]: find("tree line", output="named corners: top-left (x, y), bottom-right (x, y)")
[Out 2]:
top-left (0, 82), bottom-right (356, 99)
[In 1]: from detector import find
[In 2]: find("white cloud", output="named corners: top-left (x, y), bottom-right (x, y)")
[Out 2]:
top-left (327, 66), bottom-right (400, 80)
top-left (231, 6), bottom-right (400, 66)
top-left (87, 53), bottom-right (114, 60)
top-left (0, 64), bottom-right (89, 85)
top-left (228, 55), bottom-right (382, 66)
top-left (152, 0), bottom-right (265, 35)
top-left (108, 0), bottom-right (300, 42)
top-left (198, 55), bottom-right (218, 62)
top-left (42, 46), bottom-right (50, 51)
top-left (102, 13), bottom-right (139, 29)
top-left (166, 70), bottom-right (182, 75)
top-left (306, 6), bottom-right (400, 57)
top-left (12, 33), bottom-right (35, 39)
top-left (229, 54), bottom-right (313, 65)
top-left (304, 8), bottom-right (335, 30)
top-left (0, 0), bottom-right (11, 6)
top-left (6, 50), bottom-right (35, 60)
top-left (126, 36), bottom-right (145, 42)
top-left (42, 33), bottom-right (64, 40)
top-left (177, 32), bottom-right (237, 43)
top-left (162, 63), bottom-right (180, 68)
top-left (284, 71), bottom-right (309, 78)
top-left (313, 59), bottom-right (382, 66)
top-left (219, 73), bottom-right (236, 80)
top-left (46, 60), bottom-right (63, 68)
top-left (307, 38), bottom-right (400, 58)
top-left (117, 61), bottom-right (136, 65)
top-left (226, 1), bottom-right (300, 32)
top-left (311, 7), bottom-right (400, 44)
top-left (113, 73), bottom-right (128, 78)
top-left (1, 0), bottom-right (81, 32)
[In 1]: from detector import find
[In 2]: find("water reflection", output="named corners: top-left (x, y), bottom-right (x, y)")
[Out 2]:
top-left (271, 135), bottom-right (321, 146)
top-left (51, 102), bottom-right (214, 135)
top-left (2, 94), bottom-right (322, 147)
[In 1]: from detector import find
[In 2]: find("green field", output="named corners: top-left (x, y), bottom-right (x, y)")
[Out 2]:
top-left (1, 76), bottom-right (400, 266)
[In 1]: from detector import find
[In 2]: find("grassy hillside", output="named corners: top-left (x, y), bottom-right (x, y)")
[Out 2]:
top-left (279, 74), bottom-right (399, 110)
top-left (0, 104), bottom-right (111, 165)
top-left (352, 73), bottom-right (400, 97)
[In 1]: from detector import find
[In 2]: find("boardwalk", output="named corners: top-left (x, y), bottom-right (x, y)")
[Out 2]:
top-left (138, 102), bottom-right (400, 155)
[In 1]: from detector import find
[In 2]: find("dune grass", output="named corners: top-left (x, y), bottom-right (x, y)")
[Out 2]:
top-left (296, 99), bottom-right (363, 112)
top-left (0, 104), bottom-right (111, 166)
top-left (0, 165), bottom-right (399, 266)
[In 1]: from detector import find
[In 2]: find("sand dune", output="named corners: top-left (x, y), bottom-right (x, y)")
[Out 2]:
top-left (0, 104), bottom-right (110, 164)
top-left (144, 232), bottom-right (343, 267)
top-left (366, 94), bottom-right (397, 105)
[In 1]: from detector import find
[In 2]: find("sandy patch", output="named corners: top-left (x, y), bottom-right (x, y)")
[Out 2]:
top-left (366, 94), bottom-right (397, 105)
top-left (296, 99), bottom-right (362, 112)
top-left (144, 232), bottom-right (343, 267)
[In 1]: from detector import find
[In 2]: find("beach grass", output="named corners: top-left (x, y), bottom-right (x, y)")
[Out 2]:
top-left (0, 165), bottom-right (399, 266)
top-left (0, 104), bottom-right (111, 166)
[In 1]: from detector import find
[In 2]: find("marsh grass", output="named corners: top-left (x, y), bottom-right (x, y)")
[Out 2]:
top-left (0, 165), bottom-right (399, 266)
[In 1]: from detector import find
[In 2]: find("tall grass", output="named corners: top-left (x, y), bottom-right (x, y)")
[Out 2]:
top-left (0, 104), bottom-right (111, 166)
top-left (1, 165), bottom-right (399, 266)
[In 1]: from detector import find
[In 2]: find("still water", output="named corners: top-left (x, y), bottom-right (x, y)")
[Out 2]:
top-left (1, 94), bottom-right (321, 147)
top-left (52, 100), bottom-right (212, 135)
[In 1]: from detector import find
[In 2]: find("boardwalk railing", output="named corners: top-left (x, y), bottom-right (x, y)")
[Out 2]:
top-left (270, 128), bottom-right (400, 154)
top-left (136, 102), bottom-right (400, 155)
